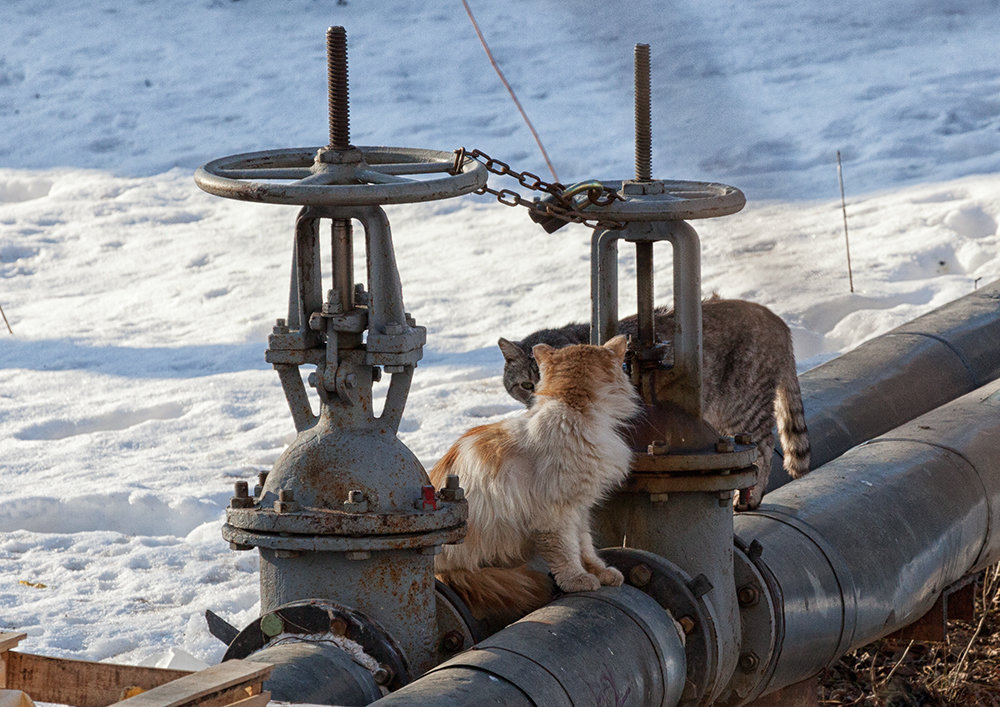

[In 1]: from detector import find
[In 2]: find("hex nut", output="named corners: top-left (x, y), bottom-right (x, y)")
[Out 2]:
top-left (260, 613), bottom-right (284, 638)
top-left (275, 489), bottom-right (300, 514)
top-left (737, 585), bottom-right (761, 607)
top-left (678, 615), bottom-right (696, 634)
top-left (629, 563), bottom-right (653, 588)
top-left (739, 651), bottom-right (760, 673)
top-left (716, 437), bottom-right (735, 453)
top-left (441, 630), bottom-right (465, 653)
top-left (372, 665), bottom-right (393, 685)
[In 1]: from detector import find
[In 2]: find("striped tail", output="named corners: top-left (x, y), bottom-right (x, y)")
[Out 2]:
top-left (776, 368), bottom-right (811, 478)
top-left (436, 565), bottom-right (553, 623)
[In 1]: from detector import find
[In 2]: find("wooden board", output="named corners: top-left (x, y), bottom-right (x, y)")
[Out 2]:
top-left (109, 660), bottom-right (271, 707)
top-left (5, 652), bottom-right (192, 707)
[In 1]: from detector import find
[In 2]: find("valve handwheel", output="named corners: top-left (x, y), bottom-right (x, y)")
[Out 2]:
top-left (195, 145), bottom-right (486, 206)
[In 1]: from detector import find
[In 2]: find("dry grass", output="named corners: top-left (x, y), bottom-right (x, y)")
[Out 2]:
top-left (818, 564), bottom-right (1000, 706)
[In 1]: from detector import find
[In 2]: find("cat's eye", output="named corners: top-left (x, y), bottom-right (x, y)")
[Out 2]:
top-left (520, 382), bottom-right (535, 391)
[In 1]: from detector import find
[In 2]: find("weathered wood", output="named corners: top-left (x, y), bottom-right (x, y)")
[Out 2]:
top-left (108, 660), bottom-right (271, 707)
top-left (0, 634), bottom-right (27, 654)
top-left (0, 633), bottom-right (29, 689)
top-left (6, 652), bottom-right (192, 707)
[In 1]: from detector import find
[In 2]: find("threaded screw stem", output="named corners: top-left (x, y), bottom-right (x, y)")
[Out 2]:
top-left (634, 43), bottom-right (652, 181)
top-left (327, 26), bottom-right (350, 149)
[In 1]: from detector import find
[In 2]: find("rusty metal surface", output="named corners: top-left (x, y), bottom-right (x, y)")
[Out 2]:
top-left (373, 586), bottom-right (686, 707)
top-left (738, 377), bottom-right (1000, 698)
top-left (226, 503), bottom-right (466, 537)
top-left (632, 452), bottom-right (759, 474)
top-left (194, 146), bottom-right (487, 206)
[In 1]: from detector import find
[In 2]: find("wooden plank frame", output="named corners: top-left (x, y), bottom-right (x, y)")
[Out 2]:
top-left (0, 632), bottom-right (272, 707)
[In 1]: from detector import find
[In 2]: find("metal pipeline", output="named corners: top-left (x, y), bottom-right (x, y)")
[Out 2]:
top-left (371, 585), bottom-right (687, 707)
top-left (248, 640), bottom-right (381, 705)
top-left (768, 279), bottom-right (1000, 490)
top-left (737, 376), bottom-right (1000, 699)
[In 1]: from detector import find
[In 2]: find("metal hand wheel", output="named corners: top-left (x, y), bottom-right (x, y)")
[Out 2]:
top-left (195, 146), bottom-right (487, 206)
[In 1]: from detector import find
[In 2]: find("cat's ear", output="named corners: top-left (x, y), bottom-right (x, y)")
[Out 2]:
top-left (531, 343), bottom-right (555, 365)
top-left (603, 335), bottom-right (628, 361)
top-left (498, 337), bottom-right (528, 363)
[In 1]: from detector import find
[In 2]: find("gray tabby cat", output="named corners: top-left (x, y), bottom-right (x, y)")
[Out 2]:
top-left (497, 297), bottom-right (810, 509)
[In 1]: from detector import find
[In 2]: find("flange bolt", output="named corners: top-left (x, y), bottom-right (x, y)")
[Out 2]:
top-left (275, 489), bottom-right (300, 514)
top-left (230, 481), bottom-right (254, 509)
top-left (716, 437), bottom-right (735, 453)
top-left (629, 563), bottom-right (653, 588)
top-left (737, 584), bottom-right (761, 607)
top-left (440, 474), bottom-right (465, 502)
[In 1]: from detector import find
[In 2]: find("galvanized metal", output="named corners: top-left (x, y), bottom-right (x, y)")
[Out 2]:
top-left (194, 146), bottom-right (487, 206)
top-left (767, 277), bottom-right (1000, 491)
top-left (734, 376), bottom-right (1000, 699)
top-left (371, 586), bottom-right (687, 707)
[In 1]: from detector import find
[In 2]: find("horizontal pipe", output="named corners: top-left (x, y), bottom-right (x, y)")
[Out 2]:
top-left (371, 586), bottom-right (686, 707)
top-left (740, 376), bottom-right (1000, 695)
top-left (249, 640), bottom-right (381, 705)
top-left (768, 278), bottom-right (1000, 491)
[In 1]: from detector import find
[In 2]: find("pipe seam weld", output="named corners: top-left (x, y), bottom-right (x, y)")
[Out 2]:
top-left (884, 331), bottom-right (979, 386)
top-left (560, 591), bottom-right (677, 703)
top-left (425, 646), bottom-right (570, 706)
top-left (740, 508), bottom-right (858, 666)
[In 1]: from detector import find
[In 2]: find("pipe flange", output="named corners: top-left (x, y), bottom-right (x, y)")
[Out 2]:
top-left (632, 447), bottom-right (759, 474)
top-left (627, 466), bottom-right (758, 495)
top-left (223, 599), bottom-right (410, 691)
top-left (221, 522), bottom-right (466, 553)
top-left (225, 499), bottom-right (467, 537)
top-left (600, 547), bottom-right (718, 703)
top-left (435, 579), bottom-right (485, 662)
top-left (715, 537), bottom-right (784, 705)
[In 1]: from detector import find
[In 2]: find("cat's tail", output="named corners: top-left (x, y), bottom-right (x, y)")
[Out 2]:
top-left (776, 367), bottom-right (811, 478)
top-left (437, 565), bottom-right (553, 622)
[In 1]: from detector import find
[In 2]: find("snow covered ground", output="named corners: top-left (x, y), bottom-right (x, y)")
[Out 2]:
top-left (1, 0), bottom-right (999, 669)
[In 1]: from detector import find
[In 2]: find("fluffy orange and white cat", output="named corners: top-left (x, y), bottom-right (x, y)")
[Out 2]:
top-left (431, 335), bottom-right (640, 623)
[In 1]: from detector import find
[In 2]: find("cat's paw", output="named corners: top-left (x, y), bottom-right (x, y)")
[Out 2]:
top-left (558, 572), bottom-right (601, 593)
top-left (596, 566), bottom-right (624, 587)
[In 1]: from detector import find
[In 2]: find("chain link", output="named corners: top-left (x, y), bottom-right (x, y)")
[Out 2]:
top-left (452, 148), bottom-right (625, 231)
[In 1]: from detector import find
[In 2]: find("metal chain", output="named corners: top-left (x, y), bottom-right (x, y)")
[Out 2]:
top-left (452, 148), bottom-right (626, 231)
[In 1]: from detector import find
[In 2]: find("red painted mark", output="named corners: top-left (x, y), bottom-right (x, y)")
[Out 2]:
top-left (420, 485), bottom-right (437, 511)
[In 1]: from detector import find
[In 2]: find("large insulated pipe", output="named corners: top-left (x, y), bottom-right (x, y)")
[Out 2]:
top-left (371, 585), bottom-right (687, 707)
top-left (248, 641), bottom-right (381, 705)
top-left (768, 278), bottom-right (1000, 490)
top-left (738, 376), bottom-right (1000, 698)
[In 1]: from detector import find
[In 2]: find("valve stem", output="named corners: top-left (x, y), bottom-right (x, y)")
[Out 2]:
top-left (327, 26), bottom-right (350, 149)
top-left (634, 43), bottom-right (652, 181)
